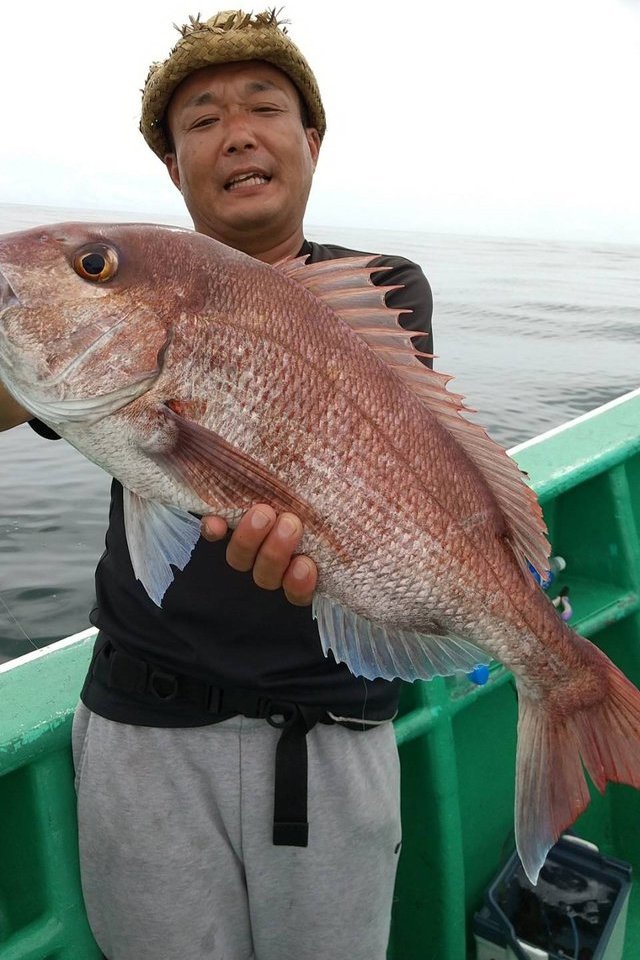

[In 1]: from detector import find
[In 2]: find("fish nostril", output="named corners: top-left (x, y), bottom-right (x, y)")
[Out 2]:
top-left (0, 270), bottom-right (21, 311)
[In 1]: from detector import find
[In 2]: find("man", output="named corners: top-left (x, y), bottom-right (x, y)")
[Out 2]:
top-left (0, 10), bottom-right (433, 959)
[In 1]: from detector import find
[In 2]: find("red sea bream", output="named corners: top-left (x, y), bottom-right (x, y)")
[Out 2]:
top-left (1, 221), bottom-right (640, 884)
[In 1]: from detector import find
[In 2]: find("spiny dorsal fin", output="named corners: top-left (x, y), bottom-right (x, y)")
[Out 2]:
top-left (275, 254), bottom-right (551, 578)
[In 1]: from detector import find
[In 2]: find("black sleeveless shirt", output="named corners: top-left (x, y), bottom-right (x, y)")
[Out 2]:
top-left (30, 239), bottom-right (433, 726)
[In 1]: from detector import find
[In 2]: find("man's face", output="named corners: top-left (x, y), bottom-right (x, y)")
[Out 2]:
top-left (165, 61), bottom-right (321, 249)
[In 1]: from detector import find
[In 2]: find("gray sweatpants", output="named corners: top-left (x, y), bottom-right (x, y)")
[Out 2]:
top-left (72, 701), bottom-right (402, 960)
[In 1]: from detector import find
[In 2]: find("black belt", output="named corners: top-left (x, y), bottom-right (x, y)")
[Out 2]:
top-left (91, 638), bottom-right (333, 847)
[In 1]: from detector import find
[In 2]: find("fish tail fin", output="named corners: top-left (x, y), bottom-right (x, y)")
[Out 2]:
top-left (515, 655), bottom-right (640, 885)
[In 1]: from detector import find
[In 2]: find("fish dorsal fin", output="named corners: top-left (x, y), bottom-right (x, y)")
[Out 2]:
top-left (276, 255), bottom-right (551, 578)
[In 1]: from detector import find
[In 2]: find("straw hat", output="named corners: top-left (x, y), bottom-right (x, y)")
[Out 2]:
top-left (140, 9), bottom-right (326, 159)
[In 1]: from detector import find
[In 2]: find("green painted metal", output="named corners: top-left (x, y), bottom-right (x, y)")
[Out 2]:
top-left (1, 388), bottom-right (640, 959)
top-left (0, 631), bottom-right (101, 960)
top-left (390, 388), bottom-right (640, 959)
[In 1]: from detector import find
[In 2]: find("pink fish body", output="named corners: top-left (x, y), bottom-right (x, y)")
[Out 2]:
top-left (1, 221), bottom-right (640, 884)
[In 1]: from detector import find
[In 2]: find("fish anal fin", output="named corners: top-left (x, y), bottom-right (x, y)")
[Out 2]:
top-left (275, 254), bottom-right (550, 580)
top-left (515, 651), bottom-right (640, 884)
top-left (312, 593), bottom-right (489, 683)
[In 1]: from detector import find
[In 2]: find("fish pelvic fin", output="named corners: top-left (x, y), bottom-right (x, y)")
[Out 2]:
top-left (515, 653), bottom-right (640, 885)
top-left (312, 593), bottom-right (488, 682)
top-left (123, 490), bottom-right (202, 605)
top-left (276, 254), bottom-right (550, 582)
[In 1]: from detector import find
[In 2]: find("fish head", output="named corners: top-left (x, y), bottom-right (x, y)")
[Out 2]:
top-left (0, 221), bottom-right (197, 426)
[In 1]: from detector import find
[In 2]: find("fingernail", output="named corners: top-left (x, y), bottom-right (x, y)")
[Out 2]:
top-left (251, 509), bottom-right (272, 530)
top-left (291, 557), bottom-right (311, 581)
top-left (277, 515), bottom-right (299, 539)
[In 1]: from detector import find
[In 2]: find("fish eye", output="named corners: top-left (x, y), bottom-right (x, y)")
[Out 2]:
top-left (73, 245), bottom-right (118, 282)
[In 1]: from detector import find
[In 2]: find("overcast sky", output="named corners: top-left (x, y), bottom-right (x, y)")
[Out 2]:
top-left (1, 0), bottom-right (639, 243)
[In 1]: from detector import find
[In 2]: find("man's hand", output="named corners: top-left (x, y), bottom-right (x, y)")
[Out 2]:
top-left (200, 504), bottom-right (317, 606)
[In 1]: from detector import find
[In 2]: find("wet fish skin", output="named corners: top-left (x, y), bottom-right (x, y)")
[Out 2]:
top-left (1, 221), bottom-right (640, 886)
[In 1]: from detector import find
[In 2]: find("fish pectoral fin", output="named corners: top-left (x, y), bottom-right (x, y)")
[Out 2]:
top-left (149, 403), bottom-right (323, 530)
top-left (122, 489), bottom-right (202, 606)
top-left (312, 593), bottom-right (489, 683)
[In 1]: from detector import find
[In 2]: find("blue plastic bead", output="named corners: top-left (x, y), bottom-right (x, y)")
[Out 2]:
top-left (468, 664), bottom-right (490, 686)
top-left (528, 561), bottom-right (552, 589)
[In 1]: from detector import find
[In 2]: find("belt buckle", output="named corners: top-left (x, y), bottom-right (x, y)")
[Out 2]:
top-left (265, 700), bottom-right (296, 729)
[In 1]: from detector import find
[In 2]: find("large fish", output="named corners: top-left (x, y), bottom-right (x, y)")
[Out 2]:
top-left (1, 222), bottom-right (640, 883)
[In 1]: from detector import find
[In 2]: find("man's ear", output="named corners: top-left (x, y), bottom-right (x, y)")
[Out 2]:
top-left (165, 154), bottom-right (182, 192)
top-left (306, 129), bottom-right (321, 171)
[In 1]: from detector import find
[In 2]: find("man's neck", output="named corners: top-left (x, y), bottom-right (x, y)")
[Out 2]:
top-left (242, 228), bottom-right (306, 264)
top-left (197, 222), bottom-right (305, 265)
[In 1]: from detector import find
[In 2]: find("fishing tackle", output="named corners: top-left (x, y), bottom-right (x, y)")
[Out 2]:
top-left (468, 664), bottom-right (490, 686)
top-left (529, 555), bottom-right (567, 590)
top-left (553, 588), bottom-right (573, 623)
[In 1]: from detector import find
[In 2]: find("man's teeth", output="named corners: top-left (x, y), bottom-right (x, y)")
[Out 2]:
top-left (227, 174), bottom-right (270, 191)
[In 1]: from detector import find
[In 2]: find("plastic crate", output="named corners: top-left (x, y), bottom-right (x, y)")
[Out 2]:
top-left (473, 835), bottom-right (632, 960)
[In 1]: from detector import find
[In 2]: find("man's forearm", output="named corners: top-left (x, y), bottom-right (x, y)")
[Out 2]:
top-left (0, 382), bottom-right (29, 431)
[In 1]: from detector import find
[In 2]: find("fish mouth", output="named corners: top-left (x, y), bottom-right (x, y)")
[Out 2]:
top-left (0, 268), bottom-right (21, 314)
